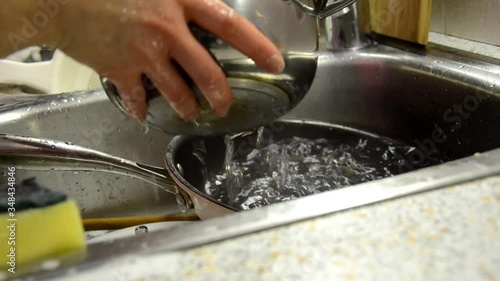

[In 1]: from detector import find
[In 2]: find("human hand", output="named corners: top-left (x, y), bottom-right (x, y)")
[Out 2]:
top-left (56, 0), bottom-right (285, 122)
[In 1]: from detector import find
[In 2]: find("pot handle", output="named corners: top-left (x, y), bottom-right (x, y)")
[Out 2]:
top-left (290, 0), bottom-right (356, 19)
top-left (0, 134), bottom-right (193, 209)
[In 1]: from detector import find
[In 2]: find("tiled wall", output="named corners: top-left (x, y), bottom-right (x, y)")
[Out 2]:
top-left (430, 0), bottom-right (500, 46)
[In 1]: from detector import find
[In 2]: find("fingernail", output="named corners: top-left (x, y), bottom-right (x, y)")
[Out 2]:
top-left (172, 102), bottom-right (199, 122)
top-left (131, 109), bottom-right (146, 123)
top-left (136, 112), bottom-right (147, 123)
top-left (124, 103), bottom-right (139, 121)
top-left (216, 105), bottom-right (230, 117)
top-left (207, 90), bottom-right (229, 116)
top-left (123, 99), bottom-right (147, 122)
top-left (266, 54), bottom-right (285, 74)
top-left (129, 111), bottom-right (143, 123)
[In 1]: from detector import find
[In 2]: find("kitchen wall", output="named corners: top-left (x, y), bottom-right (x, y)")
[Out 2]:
top-left (430, 0), bottom-right (500, 46)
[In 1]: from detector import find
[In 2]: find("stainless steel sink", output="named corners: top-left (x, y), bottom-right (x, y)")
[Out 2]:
top-left (0, 39), bottom-right (499, 223)
top-left (289, 41), bottom-right (500, 162)
top-left (2, 37), bottom-right (500, 280)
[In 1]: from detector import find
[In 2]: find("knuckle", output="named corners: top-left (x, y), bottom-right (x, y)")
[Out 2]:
top-left (145, 63), bottom-right (171, 85)
top-left (159, 24), bottom-right (180, 40)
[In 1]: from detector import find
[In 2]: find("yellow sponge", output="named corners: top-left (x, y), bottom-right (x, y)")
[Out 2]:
top-left (0, 178), bottom-right (86, 273)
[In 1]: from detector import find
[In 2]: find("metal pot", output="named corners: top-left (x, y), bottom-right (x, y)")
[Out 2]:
top-left (0, 116), bottom-right (435, 220)
top-left (0, 122), bottom-right (284, 219)
top-left (102, 0), bottom-right (355, 136)
top-left (0, 119), bottom-right (356, 219)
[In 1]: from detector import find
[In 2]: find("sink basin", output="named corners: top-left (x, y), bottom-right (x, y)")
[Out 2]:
top-left (288, 42), bottom-right (500, 161)
top-left (0, 40), bottom-right (499, 223)
top-left (0, 92), bottom-right (180, 219)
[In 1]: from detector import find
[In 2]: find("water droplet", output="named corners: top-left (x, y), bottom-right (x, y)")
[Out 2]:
top-left (41, 259), bottom-right (61, 271)
top-left (141, 123), bottom-right (149, 134)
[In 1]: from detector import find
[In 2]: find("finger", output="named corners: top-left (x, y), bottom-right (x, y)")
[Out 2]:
top-left (184, 0), bottom-right (285, 74)
top-left (113, 75), bottom-right (148, 122)
top-left (144, 61), bottom-right (199, 121)
top-left (170, 27), bottom-right (232, 117)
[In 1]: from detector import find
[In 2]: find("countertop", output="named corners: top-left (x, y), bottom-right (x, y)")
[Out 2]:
top-left (54, 175), bottom-right (500, 281)
top-left (429, 32), bottom-right (500, 60)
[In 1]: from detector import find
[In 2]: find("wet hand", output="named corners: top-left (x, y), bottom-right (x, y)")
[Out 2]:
top-left (57, 0), bottom-right (285, 122)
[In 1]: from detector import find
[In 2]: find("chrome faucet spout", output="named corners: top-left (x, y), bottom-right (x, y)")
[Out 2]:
top-left (325, 1), bottom-right (372, 51)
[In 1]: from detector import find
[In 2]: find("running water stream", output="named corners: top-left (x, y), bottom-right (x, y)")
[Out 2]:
top-left (204, 126), bottom-right (446, 211)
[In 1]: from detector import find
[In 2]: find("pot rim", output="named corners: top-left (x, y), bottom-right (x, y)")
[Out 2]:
top-left (165, 135), bottom-right (239, 212)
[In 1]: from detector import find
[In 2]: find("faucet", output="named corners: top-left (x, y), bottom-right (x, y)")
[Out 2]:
top-left (324, 0), bottom-right (372, 51)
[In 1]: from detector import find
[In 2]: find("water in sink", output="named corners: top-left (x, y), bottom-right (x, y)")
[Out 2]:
top-left (203, 125), bottom-right (448, 210)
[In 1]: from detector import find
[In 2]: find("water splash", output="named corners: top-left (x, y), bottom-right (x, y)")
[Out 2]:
top-left (256, 126), bottom-right (272, 148)
top-left (141, 123), bottom-right (149, 134)
top-left (205, 135), bottom-right (445, 210)
top-left (224, 135), bottom-right (234, 173)
top-left (223, 135), bottom-right (240, 201)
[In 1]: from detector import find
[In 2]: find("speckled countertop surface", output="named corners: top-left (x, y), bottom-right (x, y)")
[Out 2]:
top-left (429, 32), bottom-right (500, 60)
top-left (55, 176), bottom-right (500, 281)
